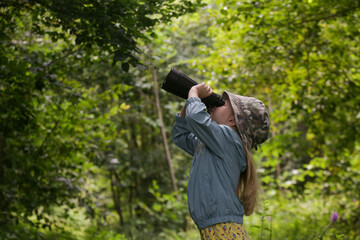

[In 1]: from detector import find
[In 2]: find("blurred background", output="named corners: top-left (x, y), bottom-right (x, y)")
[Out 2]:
top-left (0, 0), bottom-right (359, 239)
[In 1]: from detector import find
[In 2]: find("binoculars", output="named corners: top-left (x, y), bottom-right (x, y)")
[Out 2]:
top-left (161, 69), bottom-right (225, 109)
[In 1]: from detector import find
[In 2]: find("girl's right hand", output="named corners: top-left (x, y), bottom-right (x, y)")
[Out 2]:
top-left (188, 83), bottom-right (213, 99)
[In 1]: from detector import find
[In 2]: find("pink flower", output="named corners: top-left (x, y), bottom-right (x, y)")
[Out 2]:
top-left (331, 212), bottom-right (338, 223)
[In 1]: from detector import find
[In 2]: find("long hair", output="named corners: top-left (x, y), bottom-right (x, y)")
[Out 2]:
top-left (236, 146), bottom-right (260, 216)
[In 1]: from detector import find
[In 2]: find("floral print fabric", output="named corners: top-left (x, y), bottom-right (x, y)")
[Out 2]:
top-left (200, 222), bottom-right (250, 240)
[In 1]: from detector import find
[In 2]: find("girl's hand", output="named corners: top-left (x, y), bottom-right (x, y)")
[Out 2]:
top-left (188, 83), bottom-right (213, 99)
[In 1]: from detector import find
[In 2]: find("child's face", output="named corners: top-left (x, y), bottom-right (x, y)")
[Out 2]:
top-left (209, 99), bottom-right (235, 126)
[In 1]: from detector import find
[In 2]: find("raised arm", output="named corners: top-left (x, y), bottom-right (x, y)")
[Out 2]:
top-left (185, 83), bottom-right (234, 157)
top-left (172, 109), bottom-right (201, 156)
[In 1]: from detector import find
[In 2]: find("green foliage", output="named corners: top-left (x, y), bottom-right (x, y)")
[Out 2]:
top-left (133, 180), bottom-right (188, 239)
top-left (0, 0), bottom-right (202, 238)
top-left (1, 0), bottom-right (202, 68)
top-left (85, 228), bottom-right (128, 240)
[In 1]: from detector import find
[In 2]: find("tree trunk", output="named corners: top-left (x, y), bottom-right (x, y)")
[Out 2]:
top-left (148, 45), bottom-right (178, 192)
top-left (110, 170), bottom-right (124, 226)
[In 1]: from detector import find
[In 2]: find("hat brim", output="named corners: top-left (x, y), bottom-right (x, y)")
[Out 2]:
top-left (222, 91), bottom-right (252, 150)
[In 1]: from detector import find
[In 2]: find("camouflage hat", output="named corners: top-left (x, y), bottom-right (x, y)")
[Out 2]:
top-left (223, 91), bottom-right (270, 150)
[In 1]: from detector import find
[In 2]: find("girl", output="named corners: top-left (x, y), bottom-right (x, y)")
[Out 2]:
top-left (172, 83), bottom-right (269, 239)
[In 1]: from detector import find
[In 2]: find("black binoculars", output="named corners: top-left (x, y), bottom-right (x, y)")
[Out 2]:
top-left (161, 69), bottom-right (225, 109)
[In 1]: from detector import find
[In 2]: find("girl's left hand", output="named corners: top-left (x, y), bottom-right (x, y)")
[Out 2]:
top-left (188, 83), bottom-right (213, 99)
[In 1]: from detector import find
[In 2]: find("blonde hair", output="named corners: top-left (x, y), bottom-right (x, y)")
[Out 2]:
top-left (236, 146), bottom-right (260, 216)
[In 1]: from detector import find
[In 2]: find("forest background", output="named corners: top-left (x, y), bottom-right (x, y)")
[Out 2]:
top-left (1, 0), bottom-right (360, 239)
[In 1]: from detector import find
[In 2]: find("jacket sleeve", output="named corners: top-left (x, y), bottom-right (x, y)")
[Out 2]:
top-left (184, 97), bottom-right (227, 157)
top-left (172, 113), bottom-right (201, 156)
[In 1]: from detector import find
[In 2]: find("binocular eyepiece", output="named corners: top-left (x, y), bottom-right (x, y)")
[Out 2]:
top-left (161, 69), bottom-right (225, 109)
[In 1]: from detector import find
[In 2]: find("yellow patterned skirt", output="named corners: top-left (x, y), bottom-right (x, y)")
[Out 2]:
top-left (200, 222), bottom-right (250, 240)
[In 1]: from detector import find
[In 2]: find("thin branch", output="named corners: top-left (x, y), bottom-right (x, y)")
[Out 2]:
top-left (148, 44), bottom-right (178, 193)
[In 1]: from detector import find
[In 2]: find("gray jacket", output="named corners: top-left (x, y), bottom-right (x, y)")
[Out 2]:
top-left (172, 97), bottom-right (247, 230)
